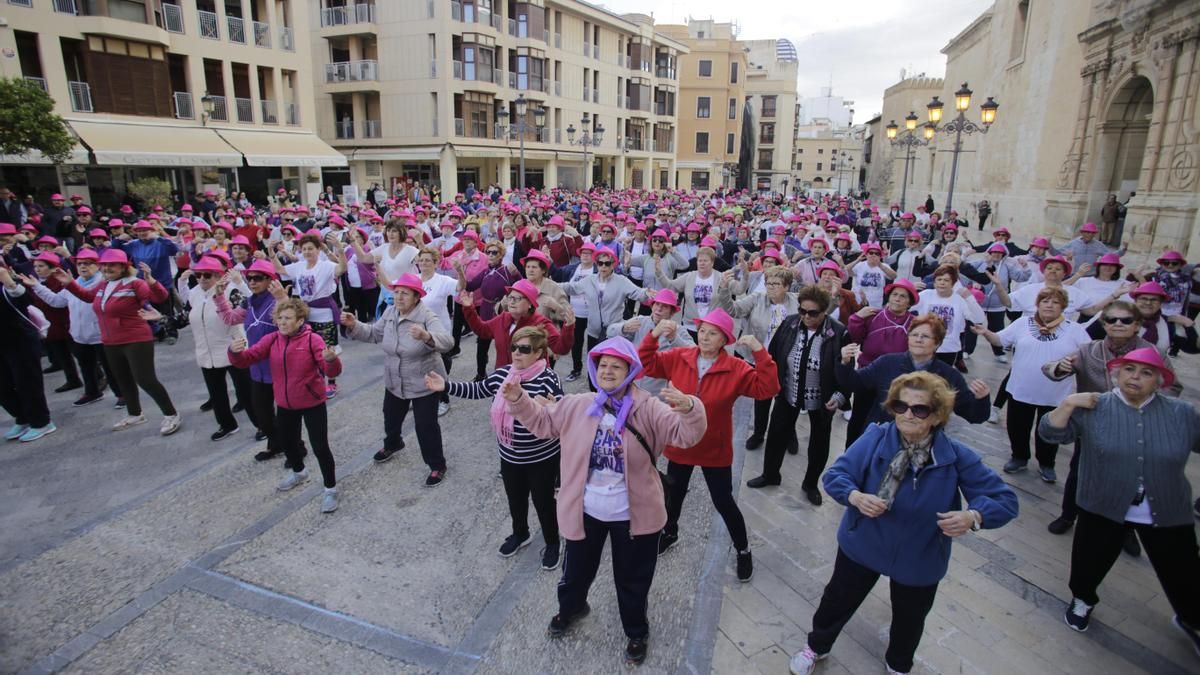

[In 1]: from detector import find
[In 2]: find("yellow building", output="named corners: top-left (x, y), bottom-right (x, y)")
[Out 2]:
top-left (744, 38), bottom-right (798, 195)
top-left (310, 0), bottom-right (685, 194)
top-left (792, 123), bottom-right (853, 195)
top-left (0, 0), bottom-right (343, 205)
top-left (657, 19), bottom-right (745, 192)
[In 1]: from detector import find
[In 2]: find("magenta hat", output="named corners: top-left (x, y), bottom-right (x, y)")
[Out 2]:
top-left (993, 227), bottom-right (1011, 237)
top-left (863, 243), bottom-right (884, 254)
top-left (883, 278), bottom-right (919, 304)
top-left (700, 236), bottom-right (720, 249)
top-left (1029, 237), bottom-right (1051, 249)
top-left (281, 224), bottom-right (300, 236)
top-left (685, 223), bottom-right (702, 233)
top-left (1157, 250), bottom-right (1185, 265)
top-left (1106, 346), bottom-right (1175, 388)
top-left (649, 288), bottom-right (680, 310)
top-left (73, 249), bottom-right (100, 263)
top-left (504, 278), bottom-right (540, 308)
top-left (905, 231), bottom-right (924, 241)
top-left (388, 272), bottom-right (426, 298)
top-left (107, 219), bottom-right (125, 229)
top-left (1096, 252), bottom-right (1123, 268)
top-left (88, 228), bottom-right (108, 238)
top-left (1039, 255), bottom-right (1073, 276)
top-left (650, 228), bottom-right (669, 240)
top-left (230, 234), bottom-right (252, 247)
top-left (900, 212), bottom-right (915, 219)
top-left (191, 221), bottom-right (211, 232)
top-left (1129, 281), bottom-right (1168, 299)
top-left (35, 235), bottom-right (58, 247)
top-left (50, 193), bottom-right (64, 201)
top-left (76, 206), bottom-right (93, 215)
top-left (180, 203), bottom-right (194, 212)
top-left (131, 220), bottom-right (154, 231)
top-left (816, 260), bottom-right (844, 279)
top-left (546, 215), bottom-right (565, 227)
top-left (98, 249), bottom-right (130, 266)
top-left (579, 242), bottom-right (597, 255)
top-left (833, 233), bottom-right (853, 244)
top-left (33, 252), bottom-right (61, 267)
top-left (202, 249), bottom-right (232, 268)
top-left (808, 238), bottom-right (829, 249)
top-left (460, 230), bottom-right (481, 244)
top-left (119, 205), bottom-right (133, 214)
top-left (942, 224), bottom-right (958, 232)
top-left (1080, 222), bottom-right (1099, 233)
top-left (191, 257), bottom-right (225, 274)
top-left (520, 249), bottom-right (551, 268)
top-left (693, 308), bottom-right (736, 344)
top-left (245, 259), bottom-right (278, 279)
top-left (212, 222), bottom-right (233, 234)
top-left (760, 249), bottom-right (785, 264)
top-left (987, 243), bottom-right (1008, 255)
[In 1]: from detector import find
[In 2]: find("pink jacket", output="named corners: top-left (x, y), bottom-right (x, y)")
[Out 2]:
top-left (508, 386), bottom-right (707, 539)
top-left (227, 324), bottom-right (342, 410)
top-left (65, 276), bottom-right (168, 346)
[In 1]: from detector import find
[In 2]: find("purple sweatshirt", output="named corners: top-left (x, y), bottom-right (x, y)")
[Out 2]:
top-left (215, 291), bottom-right (278, 383)
top-left (846, 309), bottom-right (913, 366)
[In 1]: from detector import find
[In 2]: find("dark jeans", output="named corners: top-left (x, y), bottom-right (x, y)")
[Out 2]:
top-left (475, 337), bottom-right (492, 379)
top-left (45, 337), bottom-right (81, 385)
top-left (1069, 509), bottom-right (1200, 625)
top-left (984, 311), bottom-right (1010, 356)
top-left (0, 341), bottom-right (50, 428)
top-left (72, 341), bottom-right (121, 398)
top-left (1059, 441), bottom-right (1083, 520)
top-left (104, 341), bottom-right (176, 417)
top-left (344, 285), bottom-right (380, 323)
top-left (1007, 399), bottom-right (1058, 467)
top-left (500, 455), bottom-right (559, 545)
top-left (382, 390), bottom-right (445, 471)
top-left (570, 316), bottom-right (589, 373)
top-left (844, 389), bottom-right (876, 449)
top-left (664, 462), bottom-right (749, 551)
top-left (762, 396), bottom-right (834, 488)
top-left (558, 514), bottom-right (660, 639)
top-left (200, 365), bottom-right (257, 431)
top-left (277, 403), bottom-right (336, 488)
top-left (251, 379), bottom-right (278, 451)
top-left (808, 549), bottom-right (939, 673)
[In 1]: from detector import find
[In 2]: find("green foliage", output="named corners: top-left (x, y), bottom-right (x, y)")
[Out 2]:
top-left (127, 177), bottom-right (173, 208)
top-left (0, 78), bottom-right (76, 164)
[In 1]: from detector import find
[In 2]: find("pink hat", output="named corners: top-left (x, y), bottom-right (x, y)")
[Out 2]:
top-left (88, 228), bottom-right (108, 238)
top-left (212, 222), bottom-right (233, 234)
top-left (460, 230), bottom-right (481, 244)
top-left (1129, 281), bottom-right (1168, 300)
top-left (863, 243), bottom-right (884, 254)
top-left (1039, 255), bottom-right (1073, 276)
top-left (107, 219), bottom-right (125, 229)
top-left (1, 222), bottom-right (23, 235)
top-left (699, 236), bottom-right (720, 249)
top-left (760, 249), bottom-right (785, 264)
top-left (592, 247), bottom-right (616, 261)
top-left (1157, 250), bottom-right (1185, 265)
top-left (180, 204), bottom-right (194, 212)
top-left (993, 227), bottom-right (1011, 237)
top-left (1029, 237), bottom-right (1050, 249)
top-left (1096, 252), bottom-right (1123, 268)
top-left (685, 223), bottom-right (702, 233)
top-left (884, 278), bottom-right (919, 304)
top-left (816, 261), bottom-right (844, 279)
top-left (388, 272), bottom-right (427, 298)
top-left (579, 242), bottom-right (597, 255)
top-left (1080, 222), bottom-right (1099, 233)
top-left (50, 193), bottom-right (64, 201)
top-left (191, 257), bottom-right (225, 274)
top-left (245, 259), bottom-right (278, 279)
top-left (76, 206), bottom-right (93, 215)
top-left (328, 215), bottom-right (347, 227)
top-left (649, 288), bottom-right (679, 310)
top-left (202, 249), bottom-right (232, 268)
top-left (73, 249), bottom-right (100, 263)
top-left (131, 220), bottom-right (155, 231)
top-left (634, 223), bottom-right (647, 233)
top-left (1106, 346), bottom-right (1175, 388)
top-left (650, 228), bottom-right (669, 240)
top-left (69, 194), bottom-right (83, 201)
top-left (546, 215), bottom-right (565, 228)
top-left (808, 238), bottom-right (829, 249)
top-left (35, 235), bottom-right (58, 247)
top-left (693, 308), bottom-right (736, 344)
top-left (905, 231), bottom-right (924, 241)
top-left (191, 221), bottom-right (211, 232)
top-left (504, 278), bottom-right (540, 308)
top-left (987, 243), bottom-right (1008, 255)
top-left (771, 225), bottom-right (788, 235)
top-left (230, 234), bottom-right (252, 247)
top-left (520, 249), bottom-right (551, 268)
top-left (942, 224), bottom-right (958, 232)
top-left (33, 252), bottom-right (61, 267)
top-left (119, 205), bottom-right (133, 214)
top-left (900, 212), bottom-right (915, 219)
top-left (599, 223), bottom-right (617, 234)
top-left (281, 224), bottom-right (300, 236)
top-left (98, 249), bottom-right (130, 266)
top-left (833, 233), bottom-right (853, 244)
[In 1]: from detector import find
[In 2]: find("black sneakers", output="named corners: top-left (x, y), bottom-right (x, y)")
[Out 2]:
top-left (72, 393), bottom-right (103, 407)
top-left (1064, 597), bottom-right (1093, 632)
top-left (657, 532), bottom-right (678, 556)
top-left (424, 469), bottom-right (446, 487)
top-left (498, 532), bottom-right (532, 557)
top-left (373, 442), bottom-right (404, 463)
top-left (541, 543), bottom-right (561, 570)
top-left (547, 603), bottom-right (590, 637)
top-left (803, 487), bottom-right (823, 506)
top-left (1047, 517), bottom-right (1074, 535)
top-left (744, 434), bottom-right (764, 450)
top-left (210, 427), bottom-right (239, 442)
top-left (254, 449), bottom-right (283, 462)
top-left (736, 550), bottom-right (753, 582)
top-left (54, 381), bottom-right (82, 394)
top-left (624, 637), bottom-right (649, 666)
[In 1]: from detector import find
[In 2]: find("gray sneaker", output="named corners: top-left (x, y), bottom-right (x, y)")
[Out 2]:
top-left (277, 469), bottom-right (309, 491)
top-left (321, 489), bottom-right (338, 513)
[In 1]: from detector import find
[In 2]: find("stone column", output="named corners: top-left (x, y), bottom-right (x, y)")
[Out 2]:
top-left (499, 155), bottom-right (512, 190)
top-left (546, 156), bottom-right (559, 188)
top-left (614, 155), bottom-right (626, 189)
top-left (439, 147), bottom-right (459, 196)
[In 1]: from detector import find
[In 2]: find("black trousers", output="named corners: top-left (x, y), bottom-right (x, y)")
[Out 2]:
top-left (808, 549), bottom-right (939, 673)
top-left (993, 372), bottom-right (1012, 409)
top-left (72, 341), bottom-right (121, 398)
top-left (570, 316), bottom-right (589, 373)
top-left (475, 337), bottom-right (492, 379)
top-left (104, 341), bottom-right (176, 417)
top-left (1069, 509), bottom-right (1200, 625)
top-left (762, 396), bottom-right (834, 488)
top-left (45, 337), bottom-right (81, 385)
top-left (250, 379), bottom-right (278, 451)
top-left (984, 311), bottom-right (1010, 355)
top-left (499, 454), bottom-right (559, 545)
top-left (1007, 399), bottom-right (1058, 467)
top-left (1059, 441), bottom-right (1083, 520)
top-left (200, 365), bottom-right (257, 431)
top-left (382, 390), bottom-right (446, 471)
top-left (664, 462), bottom-right (749, 551)
top-left (344, 285), bottom-right (379, 323)
top-left (451, 301), bottom-right (467, 350)
top-left (844, 390), bottom-right (876, 449)
top-left (751, 397), bottom-right (774, 439)
top-left (584, 334), bottom-right (602, 392)
top-left (558, 514), bottom-right (660, 639)
top-left (277, 403), bottom-right (336, 488)
top-left (0, 341), bottom-right (50, 428)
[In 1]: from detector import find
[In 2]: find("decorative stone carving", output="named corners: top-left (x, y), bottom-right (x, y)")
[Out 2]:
top-left (1081, 58), bottom-right (1113, 76)
top-left (1057, 153), bottom-right (1082, 189)
top-left (1168, 149), bottom-right (1197, 190)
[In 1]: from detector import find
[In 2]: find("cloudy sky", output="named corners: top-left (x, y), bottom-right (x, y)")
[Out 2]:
top-left (594, 0), bottom-right (994, 121)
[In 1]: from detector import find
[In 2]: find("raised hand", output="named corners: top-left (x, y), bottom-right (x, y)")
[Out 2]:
top-left (322, 346), bottom-right (338, 362)
top-left (622, 318), bottom-right (642, 334)
top-left (267, 279), bottom-right (287, 300)
top-left (1064, 392), bottom-right (1100, 409)
top-left (652, 319), bottom-right (678, 339)
top-left (137, 262), bottom-right (154, 281)
top-left (137, 307), bottom-right (164, 322)
top-left (500, 376), bottom-right (523, 402)
top-left (51, 267), bottom-right (73, 284)
top-left (424, 371), bottom-right (446, 392)
top-left (340, 311), bottom-right (357, 328)
top-left (16, 273), bottom-right (39, 287)
top-left (841, 343), bottom-right (862, 364)
top-left (660, 383), bottom-right (692, 412)
top-left (968, 379), bottom-right (990, 399)
top-left (720, 269), bottom-right (735, 288)
top-left (458, 290), bottom-right (474, 306)
top-left (561, 306), bottom-right (575, 326)
top-left (856, 305), bottom-right (880, 318)
top-left (736, 334), bottom-right (763, 352)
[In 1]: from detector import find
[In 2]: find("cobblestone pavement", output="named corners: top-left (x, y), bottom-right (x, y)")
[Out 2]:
top-left (1, 332), bottom-right (1198, 674)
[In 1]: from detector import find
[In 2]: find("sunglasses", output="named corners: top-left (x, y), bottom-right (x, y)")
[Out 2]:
top-left (246, 274), bottom-right (269, 282)
top-left (486, 249), bottom-right (500, 255)
top-left (1163, 261), bottom-right (1182, 266)
top-left (797, 308), bottom-right (824, 318)
top-left (195, 272), bottom-right (218, 279)
top-left (1103, 316), bottom-right (1136, 325)
top-left (596, 259), bottom-right (614, 267)
top-left (509, 343), bottom-right (536, 354)
top-left (888, 401), bottom-right (933, 419)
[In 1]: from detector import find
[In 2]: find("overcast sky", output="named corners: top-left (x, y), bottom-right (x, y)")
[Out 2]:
top-left (593, 0), bottom-right (995, 121)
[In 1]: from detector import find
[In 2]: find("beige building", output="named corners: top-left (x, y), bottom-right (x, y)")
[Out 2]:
top-left (0, 0), bottom-right (343, 205)
top-left (792, 122), bottom-right (855, 195)
top-left (743, 38), bottom-right (799, 194)
top-left (912, 0), bottom-right (1199, 257)
top-left (310, 1), bottom-right (685, 195)
top-left (867, 76), bottom-right (944, 210)
top-left (657, 19), bottom-right (745, 192)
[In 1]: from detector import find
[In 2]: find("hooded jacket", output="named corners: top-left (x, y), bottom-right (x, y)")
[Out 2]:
top-left (64, 274), bottom-right (168, 345)
top-left (227, 324), bottom-right (343, 410)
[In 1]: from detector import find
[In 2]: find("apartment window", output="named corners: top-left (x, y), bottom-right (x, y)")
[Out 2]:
top-left (695, 132), bottom-right (709, 154)
top-left (696, 96), bottom-right (710, 119)
top-left (759, 123), bottom-right (774, 144)
top-left (757, 149), bottom-right (772, 170)
top-left (698, 59), bottom-right (712, 77)
top-left (1010, 0), bottom-right (1030, 61)
top-left (796, 162), bottom-right (802, 170)
top-left (726, 133), bottom-right (734, 154)
top-left (818, 148), bottom-right (824, 154)
top-left (761, 95), bottom-right (777, 118)
top-left (729, 62), bottom-right (738, 83)
top-left (728, 97), bottom-right (736, 120)
top-left (816, 162), bottom-right (822, 171)
top-left (691, 171), bottom-right (710, 190)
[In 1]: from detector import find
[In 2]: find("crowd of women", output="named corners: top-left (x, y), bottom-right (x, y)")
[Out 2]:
top-left (1, 184), bottom-right (1197, 671)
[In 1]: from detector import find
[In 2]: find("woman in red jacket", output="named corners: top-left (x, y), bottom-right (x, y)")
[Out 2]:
top-left (54, 249), bottom-right (181, 435)
top-left (637, 307), bottom-right (780, 582)
top-left (460, 278), bottom-right (574, 375)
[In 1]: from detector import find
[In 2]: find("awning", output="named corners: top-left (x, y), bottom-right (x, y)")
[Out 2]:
top-left (215, 129), bottom-right (347, 167)
top-left (69, 120), bottom-right (242, 167)
top-left (0, 146), bottom-right (91, 165)
top-left (351, 146), bottom-right (442, 161)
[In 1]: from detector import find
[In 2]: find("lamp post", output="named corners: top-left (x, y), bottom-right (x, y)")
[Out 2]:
top-left (200, 91), bottom-right (215, 126)
top-left (782, 177), bottom-right (789, 198)
top-left (836, 151), bottom-right (857, 196)
top-left (495, 94), bottom-right (547, 192)
top-left (884, 111), bottom-right (933, 210)
top-left (566, 113), bottom-right (604, 190)
top-left (925, 82), bottom-right (998, 212)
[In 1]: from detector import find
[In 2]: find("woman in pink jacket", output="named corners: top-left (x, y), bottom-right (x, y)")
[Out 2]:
top-left (229, 297), bottom-right (344, 514)
top-left (503, 336), bottom-right (707, 667)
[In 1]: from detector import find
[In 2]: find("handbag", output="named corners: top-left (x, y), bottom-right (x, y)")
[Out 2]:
top-left (624, 419), bottom-right (673, 513)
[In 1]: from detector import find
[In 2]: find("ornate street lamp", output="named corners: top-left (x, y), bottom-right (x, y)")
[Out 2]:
top-left (496, 94), bottom-right (547, 192)
top-left (567, 113), bottom-right (604, 190)
top-left (885, 110), bottom-right (930, 210)
top-left (925, 82), bottom-right (998, 211)
top-left (200, 91), bottom-right (215, 126)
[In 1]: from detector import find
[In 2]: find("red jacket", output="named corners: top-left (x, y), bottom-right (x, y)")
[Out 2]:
top-left (463, 304), bottom-right (574, 369)
top-left (65, 276), bottom-right (167, 345)
top-left (227, 324), bottom-right (343, 410)
top-left (638, 332), bottom-right (780, 467)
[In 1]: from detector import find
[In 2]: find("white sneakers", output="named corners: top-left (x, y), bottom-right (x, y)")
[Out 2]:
top-left (437, 401), bottom-right (450, 417)
top-left (321, 488), bottom-right (339, 513)
top-left (988, 407), bottom-right (1001, 424)
top-left (788, 646), bottom-right (827, 675)
top-left (112, 415), bottom-right (147, 431)
top-left (160, 415), bottom-right (181, 436)
top-left (277, 469), bottom-right (310, 491)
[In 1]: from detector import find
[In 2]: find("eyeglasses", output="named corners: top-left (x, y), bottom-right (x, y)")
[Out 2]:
top-left (486, 249), bottom-right (501, 255)
top-left (246, 275), bottom-right (268, 283)
top-left (509, 343), bottom-right (536, 354)
top-left (888, 401), bottom-right (933, 419)
top-left (195, 272), bottom-right (217, 279)
top-left (596, 259), bottom-right (614, 267)
top-left (909, 332), bottom-right (936, 341)
top-left (1163, 261), bottom-right (1182, 266)
top-left (797, 308), bottom-right (824, 318)
top-left (765, 282), bottom-right (785, 287)
top-left (1103, 316), bottom-right (1136, 325)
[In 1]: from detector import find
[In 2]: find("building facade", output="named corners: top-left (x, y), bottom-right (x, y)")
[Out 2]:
top-left (797, 87), bottom-right (854, 129)
top-left (792, 122), bottom-right (854, 195)
top-left (310, 0), bottom-right (685, 195)
top-left (868, 76), bottom-right (944, 210)
top-left (0, 0), bottom-right (343, 206)
top-left (742, 38), bottom-right (798, 195)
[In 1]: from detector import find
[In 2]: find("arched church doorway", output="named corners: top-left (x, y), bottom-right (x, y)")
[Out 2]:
top-left (1094, 76), bottom-right (1153, 245)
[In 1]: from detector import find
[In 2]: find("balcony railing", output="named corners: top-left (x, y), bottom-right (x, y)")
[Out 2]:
top-left (335, 119), bottom-right (354, 139)
top-left (8, 0), bottom-right (33, 7)
top-left (228, 16), bottom-right (246, 43)
top-left (69, 81), bottom-right (92, 112)
top-left (320, 3), bottom-right (376, 27)
top-left (285, 102), bottom-right (299, 125)
top-left (198, 9), bottom-right (219, 39)
top-left (325, 60), bottom-right (379, 83)
top-left (363, 120), bottom-right (382, 138)
top-left (261, 100), bottom-right (278, 124)
top-left (253, 21), bottom-right (271, 47)
top-left (234, 97), bottom-right (253, 123)
top-left (554, 81), bottom-right (561, 96)
top-left (553, 32), bottom-right (561, 48)
top-left (593, 45), bottom-right (600, 59)
top-left (280, 26), bottom-right (294, 50)
top-left (52, 0), bottom-right (75, 14)
top-left (208, 95), bottom-right (228, 121)
top-left (583, 42), bottom-right (590, 56)
top-left (173, 91), bottom-right (194, 119)
top-left (655, 66), bottom-right (675, 79)
top-left (162, 3), bottom-right (184, 33)
top-left (454, 118), bottom-right (464, 136)
top-left (453, 61), bottom-right (498, 84)
top-left (23, 76), bottom-right (47, 92)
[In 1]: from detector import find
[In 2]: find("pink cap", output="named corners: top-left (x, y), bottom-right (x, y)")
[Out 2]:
top-left (119, 205), bottom-right (133, 214)
top-left (650, 228), bottom-right (669, 240)
top-left (760, 249), bottom-right (784, 264)
top-left (180, 204), bottom-right (194, 212)
top-left (649, 288), bottom-right (679, 310)
top-left (212, 222), bottom-right (233, 234)
top-left (1106, 346), bottom-right (1175, 388)
top-left (76, 206), bottom-right (93, 215)
top-left (546, 215), bottom-right (565, 227)
top-left (1, 222), bottom-right (21, 235)
top-left (993, 227), bottom-right (1011, 237)
top-left (35, 235), bottom-right (58, 247)
top-left (107, 219), bottom-right (125, 229)
top-left (685, 223), bottom-right (702, 233)
top-left (900, 212), bottom-right (915, 219)
top-left (203, 249), bottom-right (232, 268)
top-left (460, 230), bottom-right (481, 244)
top-left (388, 272), bottom-right (427, 298)
top-left (693, 308), bottom-right (736, 344)
top-left (69, 194), bottom-right (84, 201)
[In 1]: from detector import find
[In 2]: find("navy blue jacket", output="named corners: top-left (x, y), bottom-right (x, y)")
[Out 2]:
top-left (824, 423), bottom-right (1018, 586)
top-left (835, 352), bottom-right (991, 424)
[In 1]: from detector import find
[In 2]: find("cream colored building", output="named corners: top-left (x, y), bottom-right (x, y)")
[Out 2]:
top-left (867, 76), bottom-right (944, 210)
top-left (0, 0), bottom-right (343, 205)
top-left (743, 38), bottom-right (798, 194)
top-left (792, 123), bottom-right (853, 195)
top-left (911, 0), bottom-right (1199, 257)
top-left (657, 19), bottom-right (745, 192)
top-left (310, 1), bottom-right (684, 195)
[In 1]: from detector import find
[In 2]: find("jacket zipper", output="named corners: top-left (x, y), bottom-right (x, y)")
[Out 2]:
top-left (282, 332), bottom-right (292, 408)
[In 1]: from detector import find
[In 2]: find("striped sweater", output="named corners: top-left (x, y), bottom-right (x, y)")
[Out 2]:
top-left (446, 365), bottom-right (564, 464)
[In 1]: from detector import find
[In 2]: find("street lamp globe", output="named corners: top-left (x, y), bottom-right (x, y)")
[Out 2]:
top-left (515, 94), bottom-right (528, 117)
top-left (594, 124), bottom-right (605, 144)
top-left (496, 106), bottom-right (509, 123)
top-left (954, 83), bottom-right (973, 112)
top-left (923, 123), bottom-right (936, 140)
top-left (566, 124), bottom-right (576, 142)
top-left (904, 111), bottom-right (918, 131)
top-left (927, 96), bottom-right (944, 124)
top-left (980, 97), bottom-right (999, 126)
top-left (534, 105), bottom-right (547, 128)
top-left (885, 121), bottom-right (898, 139)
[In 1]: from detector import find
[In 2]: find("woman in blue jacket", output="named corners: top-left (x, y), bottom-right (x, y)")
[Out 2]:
top-left (790, 371), bottom-right (1017, 675)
